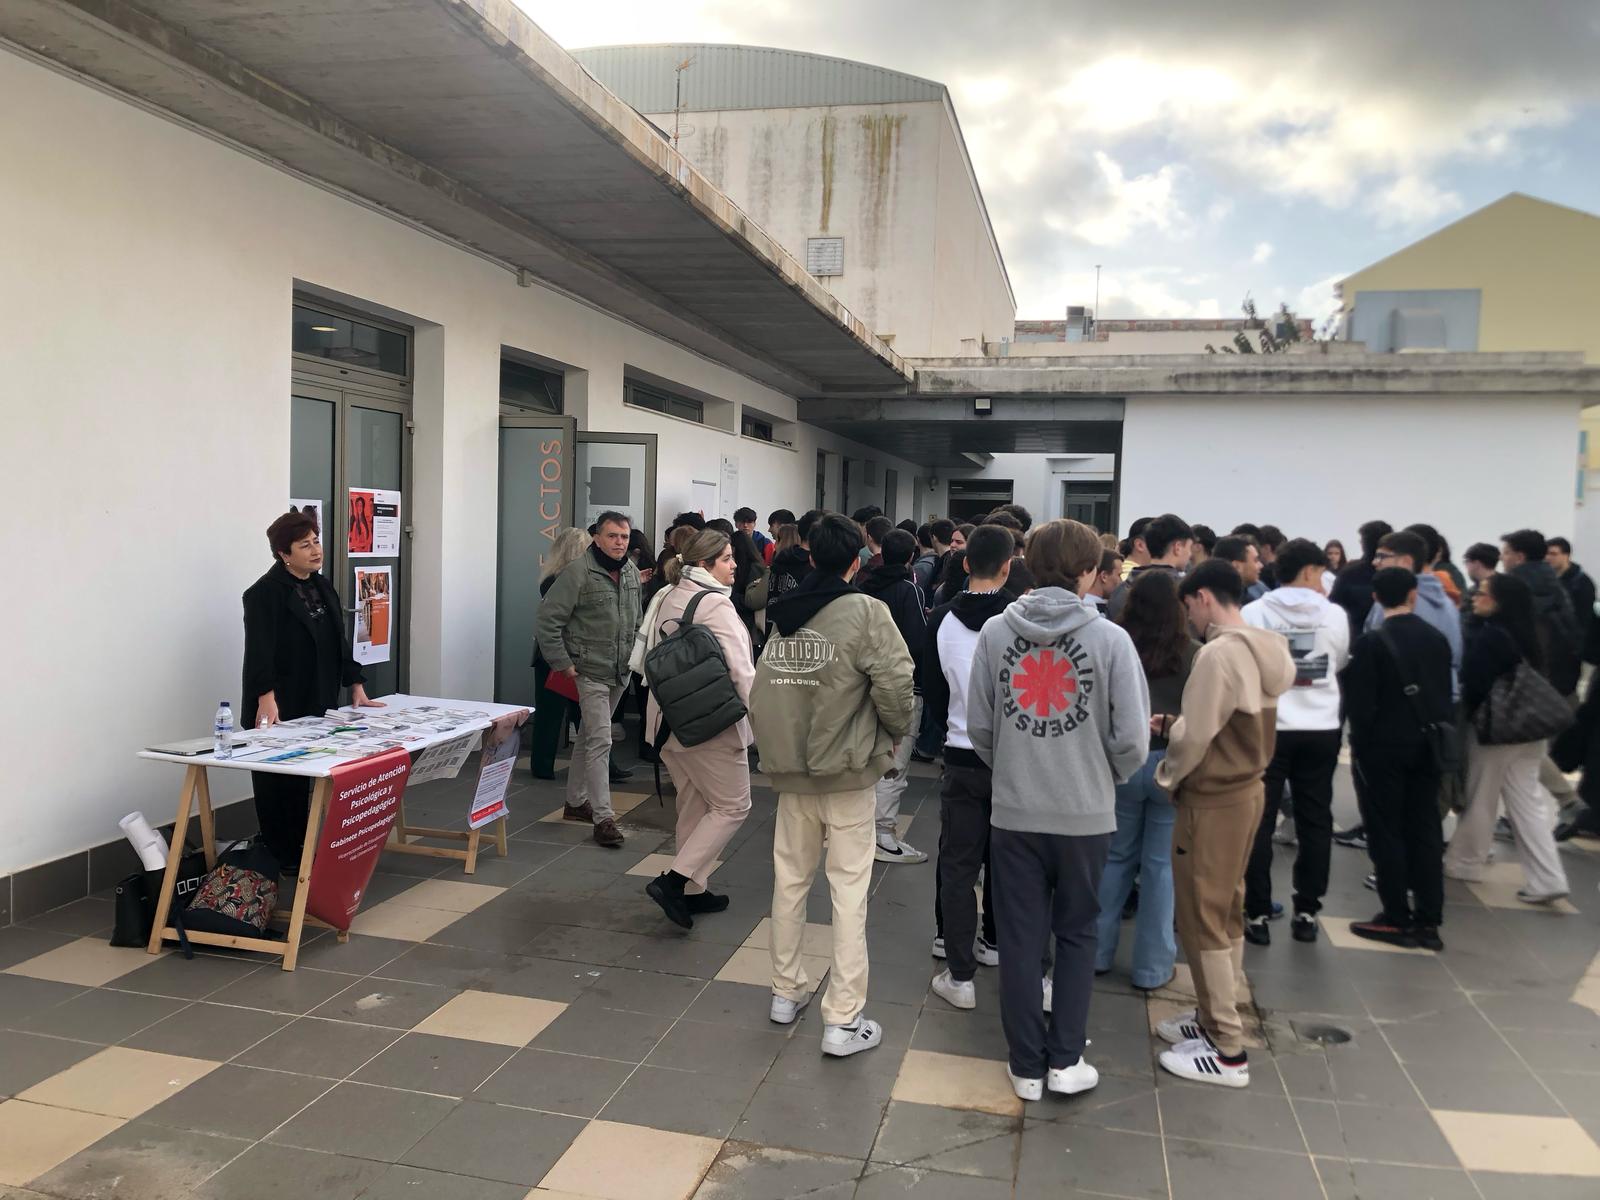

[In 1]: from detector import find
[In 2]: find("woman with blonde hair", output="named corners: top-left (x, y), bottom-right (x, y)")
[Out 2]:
top-left (529, 528), bottom-right (592, 779)
top-left (632, 527), bottom-right (755, 927)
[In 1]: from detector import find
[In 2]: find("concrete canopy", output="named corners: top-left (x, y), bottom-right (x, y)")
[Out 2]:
top-left (0, 0), bottom-right (911, 395)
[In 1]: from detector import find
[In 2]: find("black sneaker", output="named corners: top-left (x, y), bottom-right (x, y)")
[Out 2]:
top-left (1244, 917), bottom-right (1270, 946)
top-left (1413, 925), bottom-right (1445, 952)
top-left (1332, 826), bottom-right (1367, 850)
top-left (685, 891), bottom-right (730, 914)
top-left (1291, 914), bottom-right (1318, 943)
top-left (645, 874), bottom-right (693, 929)
top-left (1350, 914), bottom-right (1416, 947)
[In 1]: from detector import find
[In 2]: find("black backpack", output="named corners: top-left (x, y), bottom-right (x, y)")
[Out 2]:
top-left (644, 588), bottom-right (748, 762)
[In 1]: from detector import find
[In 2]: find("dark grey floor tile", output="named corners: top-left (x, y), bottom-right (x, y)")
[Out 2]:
top-left (1082, 1028), bottom-right (1160, 1080)
top-left (21, 898), bottom-right (115, 938)
top-left (587, 966), bottom-right (709, 1018)
top-left (1165, 1137), bottom-right (1323, 1200)
top-left (1381, 1008), bottom-right (1523, 1068)
top-left (1160, 1082), bottom-right (1316, 1154)
top-left (472, 1046), bottom-right (633, 1115)
top-left (1325, 1043), bottom-right (1427, 1106)
top-left (531, 995), bottom-right (675, 1062)
top-left (1315, 1156), bottom-right (1478, 1200)
top-left (1352, 979), bottom-right (1472, 1021)
top-left (1026, 1071), bottom-right (1161, 1134)
top-left (20, 986), bottom-right (187, 1044)
top-left (372, 944), bottom-right (531, 992)
top-left (763, 1026), bottom-right (906, 1099)
top-left (354, 1163), bottom-right (528, 1200)
top-left (1296, 1097), bottom-right (1461, 1166)
top-left (911, 1004), bottom-right (1011, 1063)
top-left (521, 923), bottom-right (649, 966)
top-left (105, 952), bottom-right (264, 1000)
top-left (600, 1065), bottom-right (759, 1138)
top-left (1086, 990), bottom-right (1155, 1037)
top-left (1405, 1059), bottom-right (1564, 1115)
top-left (233, 1016), bottom-right (403, 1079)
top-left (195, 1141), bottom-right (388, 1200)
top-left (291, 932), bottom-right (409, 974)
top-left (615, 933), bottom-right (737, 979)
top-left (428, 914), bottom-right (545, 955)
top-left (1476, 993), bottom-right (1600, 1033)
top-left (269, 1080), bottom-right (456, 1161)
top-left (352, 1032), bottom-right (515, 1097)
top-left (1016, 1120), bottom-right (1168, 1199)
top-left (1502, 1027), bottom-right (1600, 1073)
top-left (141, 1063), bottom-right (331, 1139)
top-left (646, 1017), bottom-right (787, 1081)
top-left (1246, 968), bottom-right (1369, 1018)
top-left (0, 1028), bottom-right (102, 1096)
top-left (309, 978), bottom-right (458, 1029)
top-left (691, 1141), bottom-right (862, 1199)
top-left (31, 1119), bottom-right (249, 1200)
top-left (0, 925), bottom-right (77, 971)
top-left (869, 1099), bottom-right (1018, 1180)
top-left (492, 954), bottom-right (602, 1003)
top-left (733, 1079), bottom-right (888, 1160)
top-left (855, 1164), bottom-right (1013, 1199)
top-left (200, 965), bottom-right (363, 1022)
top-left (0, 974), bottom-right (92, 1024)
top-left (399, 1100), bottom-right (584, 1186)
top-left (124, 1000), bottom-right (291, 1058)
top-left (1275, 1051), bottom-right (1337, 1101)
top-left (1470, 1171), bottom-right (1600, 1200)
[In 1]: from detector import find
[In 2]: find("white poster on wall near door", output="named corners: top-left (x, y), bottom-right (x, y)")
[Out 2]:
top-left (352, 565), bottom-right (393, 665)
top-left (348, 487), bottom-right (401, 558)
top-left (719, 455), bottom-right (739, 521)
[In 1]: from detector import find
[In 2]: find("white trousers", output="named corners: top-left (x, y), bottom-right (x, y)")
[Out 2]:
top-left (873, 696), bottom-right (922, 838)
top-left (1445, 732), bottom-right (1569, 896)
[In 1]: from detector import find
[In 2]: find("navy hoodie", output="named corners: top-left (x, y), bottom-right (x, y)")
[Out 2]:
top-left (857, 563), bottom-right (929, 690)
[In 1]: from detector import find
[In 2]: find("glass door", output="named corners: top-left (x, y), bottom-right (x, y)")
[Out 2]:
top-left (575, 432), bottom-right (657, 541)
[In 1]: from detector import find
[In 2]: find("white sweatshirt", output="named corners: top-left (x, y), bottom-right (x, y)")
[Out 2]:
top-left (1241, 586), bottom-right (1351, 731)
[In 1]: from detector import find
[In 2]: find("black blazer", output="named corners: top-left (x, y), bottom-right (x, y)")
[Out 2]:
top-left (241, 562), bottom-right (364, 726)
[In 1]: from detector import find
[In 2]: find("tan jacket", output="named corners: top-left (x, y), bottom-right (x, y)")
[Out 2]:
top-left (1156, 624), bottom-right (1296, 806)
top-left (644, 581), bottom-right (756, 750)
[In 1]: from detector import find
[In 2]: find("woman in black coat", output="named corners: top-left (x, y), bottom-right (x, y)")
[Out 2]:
top-left (242, 511), bottom-right (382, 868)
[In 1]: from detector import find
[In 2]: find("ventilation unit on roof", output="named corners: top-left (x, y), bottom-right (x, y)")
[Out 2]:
top-left (806, 237), bottom-right (845, 277)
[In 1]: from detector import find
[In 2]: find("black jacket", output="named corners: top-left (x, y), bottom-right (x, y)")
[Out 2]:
top-left (1106, 563), bottom-right (1180, 622)
top-left (1330, 561), bottom-right (1378, 644)
top-left (241, 562), bottom-right (363, 727)
top-left (1339, 613), bottom-right (1453, 756)
top-left (856, 564), bottom-right (929, 687)
top-left (1557, 562), bottom-right (1598, 662)
top-left (1461, 618), bottom-right (1525, 716)
top-left (1511, 560), bottom-right (1582, 694)
top-left (768, 546), bottom-right (812, 601)
top-left (921, 589), bottom-right (1012, 744)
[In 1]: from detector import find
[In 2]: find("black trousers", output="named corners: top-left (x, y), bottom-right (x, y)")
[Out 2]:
top-left (252, 770), bottom-right (312, 867)
top-left (527, 659), bottom-right (575, 778)
top-left (989, 827), bottom-right (1109, 1077)
top-left (1245, 727), bottom-right (1342, 918)
top-left (1354, 745), bottom-right (1444, 927)
top-left (934, 763), bottom-right (997, 981)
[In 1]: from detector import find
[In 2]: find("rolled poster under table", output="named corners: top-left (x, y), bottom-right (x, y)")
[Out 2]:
top-left (137, 694), bottom-right (530, 970)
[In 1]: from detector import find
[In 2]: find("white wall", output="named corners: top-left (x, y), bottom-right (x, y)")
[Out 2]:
top-left (0, 48), bottom-right (922, 876)
top-left (1120, 393), bottom-right (1582, 554)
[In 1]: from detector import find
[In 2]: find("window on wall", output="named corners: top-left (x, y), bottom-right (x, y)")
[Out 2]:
top-left (625, 380), bottom-right (703, 424)
top-left (816, 451), bottom-right (827, 510)
top-left (741, 413), bottom-right (774, 442)
top-left (292, 304), bottom-right (408, 376)
top-left (500, 357), bottom-right (563, 414)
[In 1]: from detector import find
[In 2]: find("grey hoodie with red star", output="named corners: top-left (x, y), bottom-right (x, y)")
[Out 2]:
top-left (967, 586), bottom-right (1152, 837)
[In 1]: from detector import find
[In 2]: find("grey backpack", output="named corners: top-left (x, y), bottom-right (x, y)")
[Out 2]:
top-left (644, 589), bottom-right (748, 754)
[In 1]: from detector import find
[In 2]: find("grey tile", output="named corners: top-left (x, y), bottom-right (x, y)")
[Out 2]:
top-left (1016, 1120), bottom-right (1168, 1199)
top-left (1275, 1051), bottom-right (1337, 1101)
top-left (1296, 1098), bottom-right (1461, 1166)
top-left (691, 1141), bottom-right (862, 1200)
top-left (734, 1079), bottom-right (888, 1160)
top-left (1476, 993), bottom-right (1600, 1033)
top-left (1165, 1138), bottom-right (1322, 1200)
top-left (352, 1032), bottom-right (515, 1097)
top-left (21, 898), bottom-right (114, 938)
top-left (106, 952), bottom-right (264, 1000)
top-left (854, 1164), bottom-right (1013, 1199)
top-left (911, 1004), bottom-right (1011, 1063)
top-left (354, 1163), bottom-right (528, 1200)
top-left (1502, 1027), bottom-right (1600, 1073)
top-left (269, 1080), bottom-right (456, 1161)
top-left (12, 852), bottom-right (86, 921)
top-left (291, 932), bottom-right (409, 974)
top-left (646, 1017), bottom-right (787, 1081)
top-left (124, 1000), bottom-right (291, 1058)
top-left (1325, 1043), bottom-right (1426, 1106)
top-left (679, 981), bottom-right (781, 1031)
top-left (1081, 1028), bottom-right (1160, 1080)
top-left (1025, 1071), bottom-right (1161, 1134)
top-left (195, 1141), bottom-right (388, 1200)
top-left (0, 1028), bottom-right (101, 1097)
top-left (616, 932), bottom-right (737, 979)
top-left (0, 973), bottom-right (88, 1024)
top-left (599, 1064), bottom-right (759, 1138)
top-left (1160, 1083), bottom-right (1310, 1153)
top-left (494, 954), bottom-right (603, 1003)
top-left (0, 925), bottom-right (76, 971)
top-left (20, 986), bottom-right (188, 1044)
top-left (142, 1063), bottom-right (331, 1139)
top-left (204, 965), bottom-right (363, 1015)
top-left (870, 1100), bottom-right (1018, 1179)
top-left (1470, 1171), bottom-right (1600, 1200)
top-left (399, 1100), bottom-right (584, 1186)
top-left (521, 923), bottom-right (647, 965)
top-left (1315, 1157), bottom-right (1479, 1200)
top-left (371, 944), bottom-right (531, 992)
top-left (763, 1025), bottom-right (906, 1100)
top-left (471, 1046), bottom-right (634, 1116)
top-left (427, 914), bottom-right (545, 955)
top-left (1405, 1059), bottom-right (1564, 1115)
top-left (531, 995), bottom-right (675, 1062)
top-left (234, 1016), bottom-right (404, 1079)
top-left (587, 966), bottom-right (709, 1017)
top-left (1381, 1008), bottom-right (1522, 1067)
top-left (1352, 979), bottom-right (1472, 1021)
top-left (309, 978), bottom-right (458, 1029)
top-left (32, 1120), bottom-right (250, 1200)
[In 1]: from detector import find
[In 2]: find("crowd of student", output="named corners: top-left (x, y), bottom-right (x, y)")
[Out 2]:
top-left (527, 501), bottom-right (1600, 1102)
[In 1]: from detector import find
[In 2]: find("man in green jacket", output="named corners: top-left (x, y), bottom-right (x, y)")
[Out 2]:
top-left (535, 511), bottom-right (642, 847)
top-left (750, 513), bottom-right (915, 1057)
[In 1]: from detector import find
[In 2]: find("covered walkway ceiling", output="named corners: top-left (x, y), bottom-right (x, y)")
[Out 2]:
top-left (0, 0), bottom-right (910, 395)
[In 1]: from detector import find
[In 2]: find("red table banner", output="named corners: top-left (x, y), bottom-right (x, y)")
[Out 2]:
top-left (305, 748), bottom-right (410, 931)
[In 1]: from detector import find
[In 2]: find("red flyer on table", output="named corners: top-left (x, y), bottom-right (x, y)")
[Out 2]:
top-left (305, 748), bottom-right (410, 931)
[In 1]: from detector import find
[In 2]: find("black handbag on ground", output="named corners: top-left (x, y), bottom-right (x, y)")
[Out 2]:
top-left (1471, 660), bottom-right (1575, 746)
top-left (109, 847), bottom-right (209, 948)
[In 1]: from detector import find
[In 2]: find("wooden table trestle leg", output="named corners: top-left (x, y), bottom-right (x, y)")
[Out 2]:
top-left (281, 776), bottom-right (330, 971)
top-left (147, 765), bottom-right (201, 956)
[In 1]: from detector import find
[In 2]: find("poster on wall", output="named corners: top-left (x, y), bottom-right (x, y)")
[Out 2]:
top-left (304, 748), bottom-right (410, 931)
top-left (348, 487), bottom-right (401, 557)
top-left (719, 455), bottom-right (739, 521)
top-left (289, 498), bottom-right (325, 548)
top-left (353, 566), bottom-right (393, 665)
top-left (692, 479), bottom-right (716, 518)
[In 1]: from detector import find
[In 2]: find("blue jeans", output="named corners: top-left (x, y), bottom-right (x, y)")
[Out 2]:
top-left (1095, 750), bottom-right (1176, 988)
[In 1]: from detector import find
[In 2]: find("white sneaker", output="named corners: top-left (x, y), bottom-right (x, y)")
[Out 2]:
top-left (770, 992), bottom-right (810, 1025)
top-left (1047, 1058), bottom-right (1099, 1096)
top-left (974, 937), bottom-right (1000, 967)
top-left (821, 1016), bottom-right (882, 1057)
top-left (930, 935), bottom-right (946, 959)
top-left (1041, 976), bottom-right (1053, 1014)
top-left (1159, 1037), bottom-right (1249, 1087)
top-left (931, 969), bottom-right (976, 1011)
top-left (1154, 1009), bottom-right (1205, 1046)
top-left (1517, 888), bottom-right (1571, 905)
top-left (875, 838), bottom-right (928, 864)
top-left (1007, 1066), bottom-right (1043, 1102)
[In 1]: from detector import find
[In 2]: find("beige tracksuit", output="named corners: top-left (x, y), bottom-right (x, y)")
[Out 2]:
top-left (1157, 623), bottom-right (1295, 1056)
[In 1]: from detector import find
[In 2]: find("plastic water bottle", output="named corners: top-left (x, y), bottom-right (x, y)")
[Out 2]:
top-left (213, 701), bottom-right (234, 759)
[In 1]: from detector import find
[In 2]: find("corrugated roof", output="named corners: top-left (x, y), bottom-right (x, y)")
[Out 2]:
top-left (572, 43), bottom-right (945, 113)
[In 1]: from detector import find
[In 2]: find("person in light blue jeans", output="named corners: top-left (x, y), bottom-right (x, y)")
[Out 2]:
top-left (1095, 570), bottom-right (1200, 989)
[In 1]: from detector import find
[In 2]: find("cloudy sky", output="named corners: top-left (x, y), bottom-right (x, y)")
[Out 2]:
top-left (516, 0), bottom-right (1600, 326)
